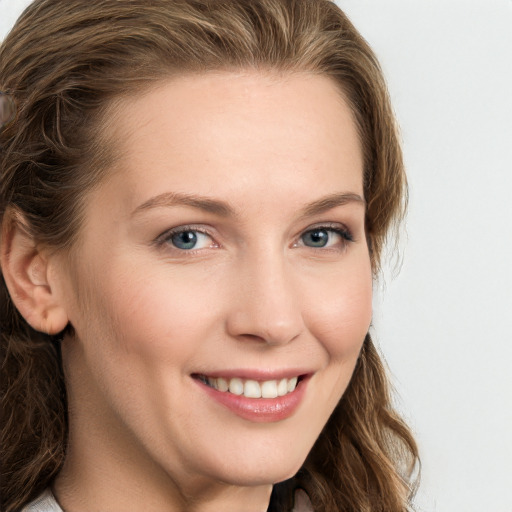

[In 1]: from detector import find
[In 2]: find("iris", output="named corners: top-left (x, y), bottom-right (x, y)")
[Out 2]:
top-left (171, 231), bottom-right (198, 250)
top-left (302, 228), bottom-right (330, 248)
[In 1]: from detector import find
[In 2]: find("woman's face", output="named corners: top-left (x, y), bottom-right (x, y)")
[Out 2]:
top-left (58, 71), bottom-right (372, 500)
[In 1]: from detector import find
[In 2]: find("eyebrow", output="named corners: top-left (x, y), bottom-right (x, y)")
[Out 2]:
top-left (132, 192), bottom-right (235, 217)
top-left (299, 192), bottom-right (366, 218)
top-left (131, 191), bottom-right (365, 218)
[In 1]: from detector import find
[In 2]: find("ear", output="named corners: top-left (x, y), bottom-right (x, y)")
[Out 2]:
top-left (0, 212), bottom-right (69, 335)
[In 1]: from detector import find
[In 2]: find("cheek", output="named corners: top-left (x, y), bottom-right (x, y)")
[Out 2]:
top-left (302, 260), bottom-right (373, 358)
top-left (83, 259), bottom-right (227, 369)
top-left (96, 275), bottom-right (195, 355)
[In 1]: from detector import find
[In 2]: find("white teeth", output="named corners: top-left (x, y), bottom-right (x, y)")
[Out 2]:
top-left (228, 378), bottom-right (244, 395)
top-left (201, 375), bottom-right (300, 398)
top-left (277, 378), bottom-right (288, 396)
top-left (244, 380), bottom-right (262, 398)
top-left (217, 377), bottom-right (229, 392)
top-left (261, 380), bottom-right (278, 398)
top-left (287, 376), bottom-right (298, 393)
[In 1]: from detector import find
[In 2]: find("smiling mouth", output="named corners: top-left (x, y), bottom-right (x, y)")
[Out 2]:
top-left (193, 375), bottom-right (302, 399)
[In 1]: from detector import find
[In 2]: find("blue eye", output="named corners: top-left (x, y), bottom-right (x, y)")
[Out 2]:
top-left (167, 229), bottom-right (213, 250)
top-left (300, 227), bottom-right (353, 249)
top-left (302, 229), bottom-right (330, 248)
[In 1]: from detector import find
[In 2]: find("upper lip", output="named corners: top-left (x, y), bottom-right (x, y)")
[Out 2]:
top-left (192, 368), bottom-right (313, 381)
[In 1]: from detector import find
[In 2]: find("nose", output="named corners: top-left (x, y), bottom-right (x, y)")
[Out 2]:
top-left (225, 251), bottom-right (305, 346)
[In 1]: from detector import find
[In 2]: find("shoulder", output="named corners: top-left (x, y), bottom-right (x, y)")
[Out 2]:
top-left (21, 489), bottom-right (64, 512)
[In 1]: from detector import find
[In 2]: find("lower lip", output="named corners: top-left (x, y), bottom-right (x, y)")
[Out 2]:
top-left (194, 377), bottom-right (309, 423)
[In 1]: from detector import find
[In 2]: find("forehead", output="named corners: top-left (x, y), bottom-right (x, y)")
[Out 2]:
top-left (97, 71), bottom-right (364, 213)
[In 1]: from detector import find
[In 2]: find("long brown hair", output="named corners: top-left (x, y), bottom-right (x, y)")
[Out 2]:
top-left (0, 1), bottom-right (419, 510)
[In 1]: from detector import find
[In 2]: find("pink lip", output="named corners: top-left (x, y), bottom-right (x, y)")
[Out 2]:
top-left (193, 374), bottom-right (310, 423)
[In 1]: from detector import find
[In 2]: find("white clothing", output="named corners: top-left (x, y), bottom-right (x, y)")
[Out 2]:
top-left (21, 488), bottom-right (312, 511)
top-left (21, 489), bottom-right (63, 512)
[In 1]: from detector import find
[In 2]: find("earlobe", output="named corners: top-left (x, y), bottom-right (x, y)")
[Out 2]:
top-left (0, 214), bottom-right (69, 335)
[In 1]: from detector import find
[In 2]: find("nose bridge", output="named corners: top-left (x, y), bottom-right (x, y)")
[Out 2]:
top-left (226, 245), bottom-right (305, 345)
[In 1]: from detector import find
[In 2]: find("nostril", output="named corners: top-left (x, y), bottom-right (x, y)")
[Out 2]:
top-left (225, 294), bottom-right (305, 346)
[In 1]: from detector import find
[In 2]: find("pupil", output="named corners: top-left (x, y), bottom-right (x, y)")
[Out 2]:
top-left (172, 231), bottom-right (197, 249)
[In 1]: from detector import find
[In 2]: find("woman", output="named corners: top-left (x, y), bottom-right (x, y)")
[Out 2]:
top-left (0, 1), bottom-right (419, 511)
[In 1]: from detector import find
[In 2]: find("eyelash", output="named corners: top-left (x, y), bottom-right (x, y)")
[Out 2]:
top-left (155, 225), bottom-right (216, 252)
top-left (155, 223), bottom-right (355, 253)
top-left (296, 224), bottom-right (354, 250)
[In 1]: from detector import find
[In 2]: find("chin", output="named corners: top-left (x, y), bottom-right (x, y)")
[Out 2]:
top-left (217, 466), bottom-right (302, 488)
top-left (198, 444), bottom-right (308, 487)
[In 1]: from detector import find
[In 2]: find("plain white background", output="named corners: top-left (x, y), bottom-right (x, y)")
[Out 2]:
top-left (1, 1), bottom-right (511, 510)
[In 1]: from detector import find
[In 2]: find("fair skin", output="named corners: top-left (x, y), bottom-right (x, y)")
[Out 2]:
top-left (3, 71), bottom-right (372, 511)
